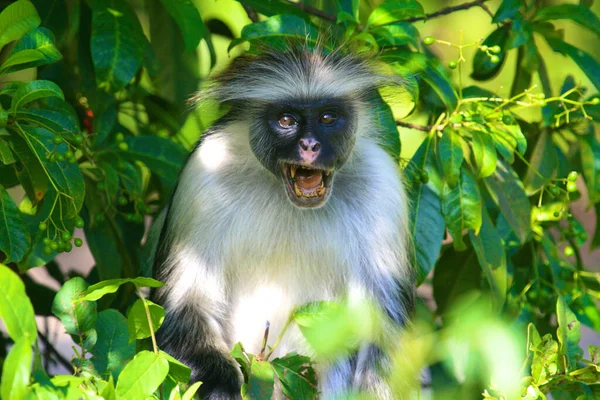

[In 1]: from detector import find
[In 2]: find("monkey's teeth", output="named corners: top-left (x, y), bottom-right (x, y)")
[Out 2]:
top-left (325, 171), bottom-right (331, 177)
top-left (290, 164), bottom-right (296, 179)
top-left (294, 182), bottom-right (303, 197)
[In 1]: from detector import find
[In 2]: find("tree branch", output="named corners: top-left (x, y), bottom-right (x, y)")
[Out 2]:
top-left (38, 330), bottom-right (74, 374)
top-left (396, 121), bottom-right (431, 132)
top-left (283, 0), bottom-right (336, 22)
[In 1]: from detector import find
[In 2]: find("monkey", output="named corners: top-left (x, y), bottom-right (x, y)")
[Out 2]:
top-left (149, 44), bottom-right (415, 400)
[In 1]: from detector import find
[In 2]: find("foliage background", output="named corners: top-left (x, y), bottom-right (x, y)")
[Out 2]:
top-left (0, 0), bottom-right (600, 399)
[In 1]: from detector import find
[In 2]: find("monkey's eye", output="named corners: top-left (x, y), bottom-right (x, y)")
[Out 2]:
top-left (319, 112), bottom-right (337, 126)
top-left (278, 114), bottom-right (297, 129)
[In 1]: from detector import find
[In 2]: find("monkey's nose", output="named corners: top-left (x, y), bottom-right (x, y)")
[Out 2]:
top-left (299, 138), bottom-right (321, 152)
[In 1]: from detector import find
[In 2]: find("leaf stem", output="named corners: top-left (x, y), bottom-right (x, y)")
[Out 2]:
top-left (135, 285), bottom-right (158, 354)
top-left (265, 307), bottom-right (296, 361)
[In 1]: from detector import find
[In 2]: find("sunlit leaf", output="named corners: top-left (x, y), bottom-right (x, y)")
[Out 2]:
top-left (367, 0), bottom-right (425, 26)
top-left (115, 351), bottom-right (169, 400)
top-left (0, 185), bottom-right (29, 263)
top-left (92, 309), bottom-right (136, 380)
top-left (0, 337), bottom-right (32, 400)
top-left (535, 4), bottom-right (600, 38)
top-left (0, 0), bottom-right (40, 50)
top-left (0, 263), bottom-right (37, 342)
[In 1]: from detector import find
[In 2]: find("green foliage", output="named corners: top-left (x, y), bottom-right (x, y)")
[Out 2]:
top-left (0, 0), bottom-right (599, 399)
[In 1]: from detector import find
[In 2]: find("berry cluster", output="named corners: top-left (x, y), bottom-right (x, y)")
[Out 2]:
top-left (38, 217), bottom-right (85, 255)
top-left (45, 132), bottom-right (85, 163)
top-left (423, 35), bottom-right (501, 70)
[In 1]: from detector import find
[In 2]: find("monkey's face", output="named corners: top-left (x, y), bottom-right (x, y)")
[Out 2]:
top-left (250, 98), bottom-right (356, 208)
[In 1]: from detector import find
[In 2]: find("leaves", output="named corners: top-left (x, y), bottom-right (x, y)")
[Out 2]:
top-left (534, 4), bottom-right (600, 38)
top-left (84, 277), bottom-right (165, 301)
top-left (159, 0), bottom-right (212, 54)
top-left (579, 133), bottom-right (600, 205)
top-left (471, 25), bottom-right (510, 81)
top-left (0, 185), bottom-right (30, 263)
top-left (0, 264), bottom-right (37, 342)
top-left (127, 299), bottom-right (165, 342)
top-left (242, 360), bottom-right (275, 400)
top-left (544, 36), bottom-right (600, 92)
top-left (556, 297), bottom-right (584, 370)
top-left (0, 0), bottom-right (40, 50)
top-left (271, 353), bottom-right (317, 400)
top-left (90, 0), bottom-right (146, 92)
top-left (367, 0), bottom-right (425, 26)
top-left (11, 80), bottom-right (64, 112)
top-left (0, 337), bottom-right (32, 400)
top-left (119, 136), bottom-right (187, 183)
top-left (471, 129), bottom-right (497, 178)
top-left (115, 351), bottom-right (169, 400)
top-left (438, 129), bottom-right (463, 188)
top-left (51, 277), bottom-right (97, 347)
top-left (2, 27), bottom-right (62, 74)
top-left (92, 309), bottom-right (136, 380)
top-left (523, 131), bottom-right (557, 195)
top-left (441, 168), bottom-right (482, 251)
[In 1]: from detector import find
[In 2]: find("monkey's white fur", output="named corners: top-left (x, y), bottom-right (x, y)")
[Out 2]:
top-left (151, 49), bottom-right (412, 399)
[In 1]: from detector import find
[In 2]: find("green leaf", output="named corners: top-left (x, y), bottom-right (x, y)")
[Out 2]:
top-left (367, 0), bottom-right (425, 26)
top-left (469, 208), bottom-right (507, 311)
top-left (579, 133), bottom-right (600, 204)
top-left (544, 36), bottom-right (600, 92)
top-left (534, 4), bottom-right (600, 38)
top-left (16, 125), bottom-right (84, 218)
top-left (159, 350), bottom-right (191, 383)
top-left (115, 351), bottom-right (169, 400)
top-left (159, 0), bottom-right (210, 53)
top-left (242, 359), bottom-right (274, 400)
top-left (471, 25), bottom-right (510, 81)
top-left (16, 106), bottom-right (80, 138)
top-left (234, 0), bottom-right (308, 18)
top-left (0, 0), bottom-right (41, 50)
top-left (231, 342), bottom-right (253, 379)
top-left (0, 337), bottom-right (32, 400)
top-left (90, 0), bottom-right (146, 92)
top-left (471, 129), bottom-right (498, 178)
top-left (371, 22), bottom-right (419, 48)
top-left (231, 15), bottom-right (320, 51)
top-left (51, 277), bottom-right (97, 348)
top-left (441, 168), bottom-right (482, 251)
top-left (523, 131), bottom-right (557, 196)
top-left (182, 382), bottom-right (202, 400)
top-left (556, 297), bottom-right (584, 370)
top-left (0, 264), bottom-right (37, 342)
top-left (438, 128), bottom-right (464, 188)
top-left (0, 49), bottom-right (45, 73)
top-left (0, 185), bottom-right (30, 263)
top-left (593, 204), bottom-right (600, 249)
top-left (119, 136), bottom-right (187, 183)
top-left (11, 80), bottom-right (64, 112)
top-left (2, 27), bottom-right (62, 74)
top-left (379, 51), bottom-right (458, 111)
top-left (493, 0), bottom-right (523, 22)
top-left (271, 353), bottom-right (317, 400)
top-left (0, 138), bottom-right (14, 164)
top-left (432, 248), bottom-right (481, 316)
top-left (483, 161), bottom-right (531, 244)
top-left (127, 299), bottom-right (165, 342)
top-left (370, 91), bottom-right (400, 159)
top-left (84, 277), bottom-right (165, 301)
top-left (92, 309), bottom-right (136, 380)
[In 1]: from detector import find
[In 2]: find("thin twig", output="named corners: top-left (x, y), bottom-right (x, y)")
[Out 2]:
top-left (243, 5), bottom-right (259, 23)
top-left (136, 286), bottom-right (159, 354)
top-left (37, 329), bottom-right (74, 374)
top-left (396, 121), bottom-right (431, 132)
top-left (403, 0), bottom-right (492, 23)
top-left (283, 0), bottom-right (336, 22)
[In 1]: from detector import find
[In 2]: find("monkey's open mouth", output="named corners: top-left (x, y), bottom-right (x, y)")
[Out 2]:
top-left (280, 163), bottom-right (334, 208)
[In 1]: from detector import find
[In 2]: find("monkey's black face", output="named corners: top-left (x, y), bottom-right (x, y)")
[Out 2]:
top-left (250, 98), bottom-right (356, 208)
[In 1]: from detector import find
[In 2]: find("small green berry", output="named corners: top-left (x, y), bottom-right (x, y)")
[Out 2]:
top-left (55, 153), bottom-right (65, 162)
top-left (490, 55), bottom-right (500, 63)
top-left (567, 171), bottom-right (578, 182)
top-left (62, 231), bottom-right (72, 241)
top-left (118, 142), bottom-right (129, 151)
top-left (564, 246), bottom-right (574, 257)
top-left (420, 171), bottom-right (429, 184)
top-left (118, 196), bottom-right (128, 206)
top-left (65, 242), bottom-right (73, 252)
top-left (74, 238), bottom-right (83, 247)
top-left (502, 115), bottom-right (513, 125)
top-left (579, 231), bottom-right (588, 241)
top-left (95, 214), bottom-right (105, 223)
top-left (53, 136), bottom-right (63, 145)
top-left (65, 151), bottom-right (74, 160)
top-left (43, 246), bottom-right (53, 255)
top-left (553, 212), bottom-right (560, 218)
top-left (490, 45), bottom-right (501, 53)
top-left (38, 222), bottom-right (47, 231)
top-left (590, 97), bottom-right (600, 105)
top-left (480, 45), bottom-right (488, 52)
top-left (118, 160), bottom-right (127, 170)
top-left (57, 240), bottom-right (66, 252)
top-left (566, 181), bottom-right (577, 193)
top-left (549, 186), bottom-right (560, 196)
top-left (74, 217), bottom-right (84, 228)
top-left (73, 134), bottom-right (84, 145)
top-left (125, 213), bottom-right (134, 222)
top-left (115, 133), bottom-right (125, 143)
top-left (448, 60), bottom-right (458, 70)
top-left (50, 241), bottom-right (58, 251)
top-left (423, 36), bottom-right (435, 45)
top-left (49, 154), bottom-right (56, 162)
top-left (42, 237), bottom-right (51, 245)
